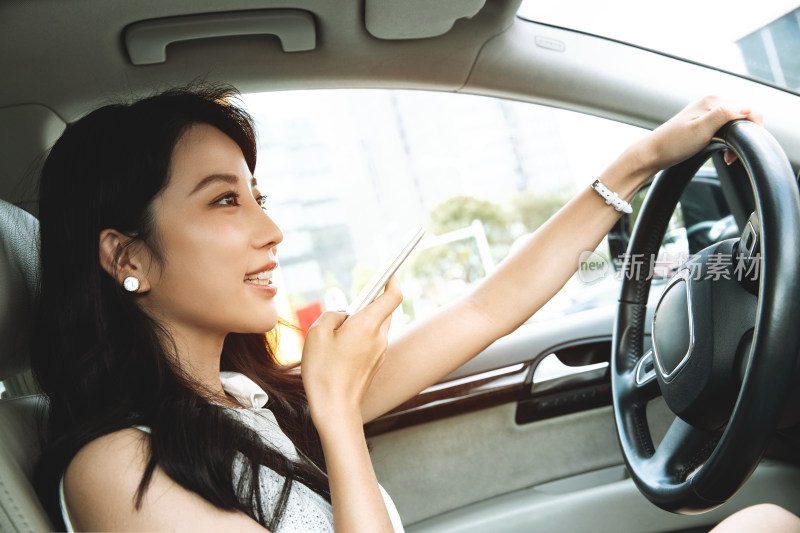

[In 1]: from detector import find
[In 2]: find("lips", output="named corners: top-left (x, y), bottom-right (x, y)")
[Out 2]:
top-left (244, 271), bottom-right (273, 285)
top-left (244, 262), bottom-right (277, 288)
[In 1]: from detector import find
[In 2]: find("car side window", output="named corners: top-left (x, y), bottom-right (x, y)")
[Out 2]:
top-left (242, 89), bottom-right (650, 360)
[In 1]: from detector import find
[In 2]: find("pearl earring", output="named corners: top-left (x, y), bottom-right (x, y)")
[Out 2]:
top-left (123, 276), bottom-right (140, 292)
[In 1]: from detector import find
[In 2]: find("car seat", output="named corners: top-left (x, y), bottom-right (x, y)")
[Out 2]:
top-left (0, 197), bottom-right (53, 531)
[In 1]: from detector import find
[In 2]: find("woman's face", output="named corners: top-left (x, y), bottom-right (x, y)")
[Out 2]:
top-left (139, 123), bottom-right (283, 340)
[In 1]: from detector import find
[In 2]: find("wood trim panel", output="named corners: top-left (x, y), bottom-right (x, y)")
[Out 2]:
top-left (365, 362), bottom-right (531, 437)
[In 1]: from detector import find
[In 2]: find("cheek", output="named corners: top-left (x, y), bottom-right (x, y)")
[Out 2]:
top-left (146, 210), bottom-right (278, 333)
top-left (175, 221), bottom-right (242, 268)
top-left (152, 222), bottom-right (250, 310)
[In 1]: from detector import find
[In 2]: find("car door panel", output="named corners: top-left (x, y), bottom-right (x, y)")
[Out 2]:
top-left (370, 397), bottom-right (675, 526)
top-left (405, 460), bottom-right (800, 532)
top-left (368, 302), bottom-right (663, 523)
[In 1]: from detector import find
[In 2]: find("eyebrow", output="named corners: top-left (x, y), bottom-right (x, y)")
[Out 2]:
top-left (188, 174), bottom-right (258, 196)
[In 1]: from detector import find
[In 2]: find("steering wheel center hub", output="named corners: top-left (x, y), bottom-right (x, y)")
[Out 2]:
top-left (652, 270), bottom-right (694, 380)
top-left (652, 240), bottom-right (757, 430)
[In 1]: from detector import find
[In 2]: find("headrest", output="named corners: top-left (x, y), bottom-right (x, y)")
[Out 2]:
top-left (0, 198), bottom-right (39, 381)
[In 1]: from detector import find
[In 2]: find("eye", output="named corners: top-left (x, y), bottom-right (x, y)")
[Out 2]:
top-left (255, 194), bottom-right (269, 211)
top-left (213, 192), bottom-right (240, 206)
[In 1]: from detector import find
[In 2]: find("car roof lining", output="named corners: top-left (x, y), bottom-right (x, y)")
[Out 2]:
top-left (3, 0), bottom-right (797, 143)
top-left (0, 0), bottom-right (521, 120)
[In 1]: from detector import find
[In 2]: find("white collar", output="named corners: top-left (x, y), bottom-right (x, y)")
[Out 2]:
top-left (219, 371), bottom-right (269, 409)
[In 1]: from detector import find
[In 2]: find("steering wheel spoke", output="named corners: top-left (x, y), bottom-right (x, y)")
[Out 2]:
top-left (632, 349), bottom-right (661, 402)
top-left (648, 417), bottom-right (719, 487)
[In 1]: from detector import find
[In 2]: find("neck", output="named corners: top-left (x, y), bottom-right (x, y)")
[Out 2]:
top-left (162, 324), bottom-right (230, 403)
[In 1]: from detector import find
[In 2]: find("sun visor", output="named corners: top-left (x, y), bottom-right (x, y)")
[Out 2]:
top-left (365, 0), bottom-right (487, 40)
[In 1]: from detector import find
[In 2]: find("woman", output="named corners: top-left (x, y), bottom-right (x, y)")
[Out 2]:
top-left (30, 85), bottom-right (798, 531)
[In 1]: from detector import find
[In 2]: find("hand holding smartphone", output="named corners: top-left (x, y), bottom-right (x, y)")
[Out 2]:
top-left (345, 226), bottom-right (425, 317)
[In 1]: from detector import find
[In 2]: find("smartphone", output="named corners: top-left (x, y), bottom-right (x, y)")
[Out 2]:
top-left (346, 226), bottom-right (425, 316)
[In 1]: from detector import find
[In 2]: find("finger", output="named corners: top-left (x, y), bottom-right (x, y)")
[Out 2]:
top-left (378, 275), bottom-right (402, 301)
top-left (311, 310), bottom-right (348, 332)
top-left (378, 308), bottom-right (393, 338)
top-left (361, 276), bottom-right (403, 320)
top-left (744, 108), bottom-right (764, 126)
top-left (706, 103), bottom-right (750, 127)
top-left (732, 106), bottom-right (764, 126)
top-left (712, 104), bottom-right (763, 164)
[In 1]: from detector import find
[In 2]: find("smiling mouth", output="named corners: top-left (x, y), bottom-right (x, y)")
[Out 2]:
top-left (244, 270), bottom-right (274, 286)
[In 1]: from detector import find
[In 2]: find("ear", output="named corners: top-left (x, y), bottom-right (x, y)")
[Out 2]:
top-left (98, 229), bottom-right (152, 293)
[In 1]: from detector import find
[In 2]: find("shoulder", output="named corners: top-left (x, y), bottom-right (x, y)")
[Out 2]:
top-left (63, 427), bottom-right (268, 532)
top-left (64, 427), bottom-right (150, 503)
top-left (62, 428), bottom-right (150, 530)
top-left (65, 427), bottom-right (150, 483)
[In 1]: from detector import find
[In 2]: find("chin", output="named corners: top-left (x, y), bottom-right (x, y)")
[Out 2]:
top-left (248, 316), bottom-right (279, 334)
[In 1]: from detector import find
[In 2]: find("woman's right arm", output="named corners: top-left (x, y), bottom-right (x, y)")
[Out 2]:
top-left (64, 279), bottom-right (402, 532)
top-left (63, 428), bottom-right (270, 532)
top-left (300, 276), bottom-right (403, 532)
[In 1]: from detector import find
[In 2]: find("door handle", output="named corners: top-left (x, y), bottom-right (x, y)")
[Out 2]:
top-left (531, 353), bottom-right (608, 394)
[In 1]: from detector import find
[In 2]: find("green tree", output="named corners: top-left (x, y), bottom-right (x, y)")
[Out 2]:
top-left (408, 196), bottom-right (513, 306)
top-left (405, 191), bottom-right (574, 314)
top-left (428, 196), bottom-right (513, 252)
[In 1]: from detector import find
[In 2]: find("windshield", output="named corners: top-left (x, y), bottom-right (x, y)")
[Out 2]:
top-left (518, 1), bottom-right (800, 93)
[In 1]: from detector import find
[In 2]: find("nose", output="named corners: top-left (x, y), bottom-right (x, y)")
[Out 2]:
top-left (250, 203), bottom-right (283, 251)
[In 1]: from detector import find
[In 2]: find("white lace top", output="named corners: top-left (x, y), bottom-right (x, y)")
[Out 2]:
top-left (58, 371), bottom-right (404, 532)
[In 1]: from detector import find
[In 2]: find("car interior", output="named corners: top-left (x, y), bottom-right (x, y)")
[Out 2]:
top-left (2, 1), bottom-right (800, 532)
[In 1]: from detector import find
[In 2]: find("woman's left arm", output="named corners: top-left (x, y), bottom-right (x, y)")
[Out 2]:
top-left (361, 96), bottom-right (762, 423)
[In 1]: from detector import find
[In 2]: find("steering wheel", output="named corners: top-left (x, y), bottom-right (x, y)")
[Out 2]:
top-left (611, 120), bottom-right (800, 513)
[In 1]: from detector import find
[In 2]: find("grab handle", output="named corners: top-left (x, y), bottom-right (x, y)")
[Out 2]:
top-left (125, 9), bottom-right (316, 65)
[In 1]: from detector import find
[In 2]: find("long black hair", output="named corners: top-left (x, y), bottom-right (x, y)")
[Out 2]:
top-left (31, 84), bottom-right (330, 530)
